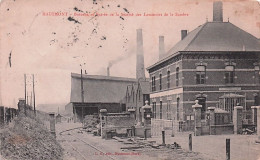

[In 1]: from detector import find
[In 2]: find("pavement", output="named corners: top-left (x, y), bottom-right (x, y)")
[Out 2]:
top-left (147, 132), bottom-right (260, 160)
top-left (55, 122), bottom-right (208, 160)
top-left (54, 121), bottom-right (260, 160)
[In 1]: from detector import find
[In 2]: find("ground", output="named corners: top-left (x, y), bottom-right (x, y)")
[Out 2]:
top-left (148, 132), bottom-right (260, 160)
top-left (55, 121), bottom-right (260, 160)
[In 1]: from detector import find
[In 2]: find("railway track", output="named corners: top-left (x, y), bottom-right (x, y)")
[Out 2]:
top-left (60, 128), bottom-right (117, 160)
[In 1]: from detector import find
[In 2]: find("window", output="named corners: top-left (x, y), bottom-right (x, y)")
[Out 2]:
top-left (159, 73), bottom-right (162, 90)
top-left (167, 71), bottom-right (170, 88)
top-left (160, 101), bottom-right (162, 119)
top-left (166, 100), bottom-right (171, 120)
top-left (152, 102), bottom-right (156, 119)
top-left (138, 90), bottom-right (141, 102)
top-left (254, 65), bottom-right (260, 84)
top-left (132, 91), bottom-right (135, 102)
top-left (176, 67), bottom-right (179, 87)
top-left (177, 98), bottom-right (180, 120)
top-left (196, 65), bottom-right (206, 84)
top-left (225, 66), bottom-right (235, 84)
top-left (254, 95), bottom-right (259, 106)
top-left (152, 76), bottom-right (156, 91)
top-left (122, 104), bottom-right (126, 112)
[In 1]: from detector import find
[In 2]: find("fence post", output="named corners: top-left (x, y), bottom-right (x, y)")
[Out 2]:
top-left (256, 106), bottom-right (260, 142)
top-left (189, 133), bottom-right (192, 151)
top-left (0, 106), bottom-right (4, 128)
top-left (162, 130), bottom-right (165, 145)
top-left (49, 113), bottom-right (56, 137)
top-left (0, 132), bottom-right (3, 155)
top-left (192, 100), bottom-right (202, 136)
top-left (233, 106), bottom-right (243, 134)
top-left (226, 138), bottom-right (230, 160)
top-left (171, 120), bottom-right (174, 137)
top-left (208, 107), bottom-right (215, 135)
top-left (251, 106), bottom-right (257, 125)
top-left (144, 129), bottom-right (147, 140)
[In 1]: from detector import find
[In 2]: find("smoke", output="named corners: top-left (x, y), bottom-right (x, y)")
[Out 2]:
top-left (107, 46), bottom-right (135, 68)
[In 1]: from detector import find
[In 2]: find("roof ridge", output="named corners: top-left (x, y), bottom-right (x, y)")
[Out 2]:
top-left (184, 22), bottom-right (208, 51)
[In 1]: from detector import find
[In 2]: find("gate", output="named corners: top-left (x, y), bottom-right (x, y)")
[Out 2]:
top-left (151, 118), bottom-right (177, 137)
top-left (201, 112), bottom-right (210, 135)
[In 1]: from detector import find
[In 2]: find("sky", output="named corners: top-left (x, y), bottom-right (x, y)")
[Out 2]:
top-left (0, 0), bottom-right (259, 108)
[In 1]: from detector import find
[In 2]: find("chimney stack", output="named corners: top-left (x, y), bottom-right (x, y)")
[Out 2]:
top-left (181, 30), bottom-right (188, 40)
top-left (136, 29), bottom-right (146, 80)
top-left (213, 1), bottom-right (223, 22)
top-left (107, 67), bottom-right (110, 76)
top-left (159, 36), bottom-right (165, 60)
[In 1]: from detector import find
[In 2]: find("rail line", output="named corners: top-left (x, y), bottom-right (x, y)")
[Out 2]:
top-left (60, 128), bottom-right (117, 160)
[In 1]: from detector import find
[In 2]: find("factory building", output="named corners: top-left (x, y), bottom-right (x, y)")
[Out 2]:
top-left (66, 74), bottom-right (136, 122)
top-left (66, 29), bottom-right (149, 122)
top-left (125, 29), bottom-right (151, 123)
top-left (147, 1), bottom-right (260, 124)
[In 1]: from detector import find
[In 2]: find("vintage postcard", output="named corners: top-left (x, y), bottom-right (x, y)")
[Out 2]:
top-left (0, 0), bottom-right (260, 160)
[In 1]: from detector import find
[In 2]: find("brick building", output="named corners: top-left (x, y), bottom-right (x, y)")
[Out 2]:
top-left (126, 80), bottom-right (150, 122)
top-left (147, 1), bottom-right (260, 123)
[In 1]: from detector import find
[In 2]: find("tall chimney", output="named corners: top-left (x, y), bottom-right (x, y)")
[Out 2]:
top-left (136, 29), bottom-right (145, 80)
top-left (213, 1), bottom-right (223, 22)
top-left (107, 67), bottom-right (110, 76)
top-left (181, 30), bottom-right (188, 40)
top-left (159, 36), bottom-right (165, 60)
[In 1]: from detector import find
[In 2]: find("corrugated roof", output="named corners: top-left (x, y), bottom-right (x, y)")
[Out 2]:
top-left (149, 22), bottom-right (260, 69)
top-left (71, 73), bottom-right (136, 82)
top-left (70, 73), bottom-right (136, 103)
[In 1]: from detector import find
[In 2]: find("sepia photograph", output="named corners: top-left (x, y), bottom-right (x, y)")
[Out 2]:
top-left (0, 0), bottom-right (260, 159)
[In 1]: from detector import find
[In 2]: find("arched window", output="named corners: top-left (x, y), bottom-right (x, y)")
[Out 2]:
top-left (159, 73), bottom-right (162, 90)
top-left (160, 101), bottom-right (163, 119)
top-left (254, 95), bottom-right (259, 106)
top-left (152, 102), bottom-right (156, 119)
top-left (152, 76), bottom-right (156, 91)
top-left (176, 67), bottom-right (179, 87)
top-left (167, 70), bottom-right (170, 88)
top-left (177, 97), bottom-right (180, 120)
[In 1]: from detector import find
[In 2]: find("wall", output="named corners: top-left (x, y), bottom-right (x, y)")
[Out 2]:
top-left (210, 124), bottom-right (234, 135)
top-left (101, 113), bottom-right (135, 138)
top-left (148, 52), bottom-right (260, 129)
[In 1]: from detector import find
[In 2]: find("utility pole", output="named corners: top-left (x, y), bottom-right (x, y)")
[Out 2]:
top-left (27, 91), bottom-right (29, 106)
top-left (24, 74), bottom-right (27, 116)
top-left (30, 92), bottom-right (32, 106)
top-left (32, 74), bottom-right (36, 116)
top-left (80, 66), bottom-right (84, 123)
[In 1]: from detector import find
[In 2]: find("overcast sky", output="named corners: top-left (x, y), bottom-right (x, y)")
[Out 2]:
top-left (0, 0), bottom-right (259, 108)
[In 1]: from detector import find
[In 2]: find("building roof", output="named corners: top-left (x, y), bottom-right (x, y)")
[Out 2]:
top-left (148, 22), bottom-right (260, 70)
top-left (70, 73), bottom-right (136, 103)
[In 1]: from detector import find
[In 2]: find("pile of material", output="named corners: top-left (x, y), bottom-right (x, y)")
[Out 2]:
top-left (112, 136), bottom-right (182, 150)
top-left (83, 114), bottom-right (100, 132)
top-left (1, 115), bottom-right (63, 160)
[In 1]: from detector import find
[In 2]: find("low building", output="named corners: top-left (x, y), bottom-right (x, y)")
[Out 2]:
top-left (66, 73), bottom-right (136, 122)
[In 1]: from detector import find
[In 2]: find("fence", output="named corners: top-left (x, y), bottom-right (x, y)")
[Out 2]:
top-left (151, 118), bottom-right (177, 137)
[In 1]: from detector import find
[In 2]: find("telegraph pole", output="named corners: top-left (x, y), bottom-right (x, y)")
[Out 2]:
top-left (81, 67), bottom-right (84, 103)
top-left (30, 92), bottom-right (32, 106)
top-left (80, 66), bottom-right (84, 123)
top-left (32, 74), bottom-right (36, 116)
top-left (24, 74), bottom-right (27, 116)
